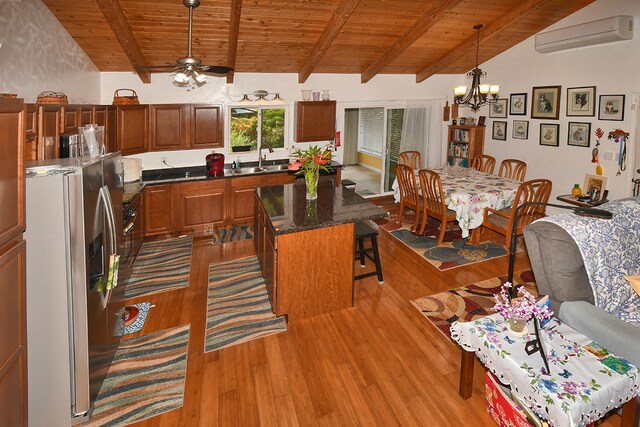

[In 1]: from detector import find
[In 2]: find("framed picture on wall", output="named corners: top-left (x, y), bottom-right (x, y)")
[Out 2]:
top-left (598, 94), bottom-right (625, 121)
top-left (509, 93), bottom-right (527, 115)
top-left (566, 86), bottom-right (596, 116)
top-left (489, 99), bottom-right (508, 118)
top-left (492, 121), bottom-right (507, 140)
top-left (567, 122), bottom-right (591, 147)
top-left (539, 123), bottom-right (559, 146)
top-left (512, 120), bottom-right (529, 140)
top-left (583, 174), bottom-right (607, 200)
top-left (531, 86), bottom-right (561, 119)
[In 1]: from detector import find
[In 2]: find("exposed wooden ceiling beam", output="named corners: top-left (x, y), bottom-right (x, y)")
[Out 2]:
top-left (298, 0), bottom-right (362, 84)
top-left (415, 0), bottom-right (549, 83)
top-left (94, 0), bottom-right (151, 83)
top-left (361, 0), bottom-right (463, 84)
top-left (226, 0), bottom-right (243, 84)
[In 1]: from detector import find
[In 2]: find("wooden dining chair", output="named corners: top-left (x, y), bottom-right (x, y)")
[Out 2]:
top-left (418, 169), bottom-right (458, 244)
top-left (398, 151), bottom-right (422, 170)
top-left (498, 159), bottom-right (527, 181)
top-left (396, 164), bottom-right (422, 232)
top-left (471, 155), bottom-right (496, 174)
top-left (480, 179), bottom-right (552, 250)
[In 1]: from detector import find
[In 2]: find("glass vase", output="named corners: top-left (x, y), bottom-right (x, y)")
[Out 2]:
top-left (508, 318), bottom-right (526, 333)
top-left (305, 169), bottom-right (319, 200)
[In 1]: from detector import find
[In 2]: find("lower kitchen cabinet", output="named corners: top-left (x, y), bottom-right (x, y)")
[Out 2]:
top-left (0, 240), bottom-right (27, 427)
top-left (174, 179), bottom-right (227, 232)
top-left (229, 175), bottom-right (263, 224)
top-left (143, 172), bottom-right (296, 236)
top-left (144, 184), bottom-right (173, 237)
top-left (254, 198), bottom-right (277, 309)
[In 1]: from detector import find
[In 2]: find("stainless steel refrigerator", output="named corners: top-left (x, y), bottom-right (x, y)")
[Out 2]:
top-left (25, 153), bottom-right (124, 426)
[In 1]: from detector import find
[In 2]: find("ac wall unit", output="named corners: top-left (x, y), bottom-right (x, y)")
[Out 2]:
top-left (535, 15), bottom-right (633, 54)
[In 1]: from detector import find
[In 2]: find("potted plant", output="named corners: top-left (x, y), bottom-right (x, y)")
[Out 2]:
top-left (288, 145), bottom-right (332, 200)
top-left (493, 283), bottom-right (552, 334)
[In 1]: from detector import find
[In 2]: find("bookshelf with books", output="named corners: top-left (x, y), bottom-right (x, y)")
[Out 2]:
top-left (447, 125), bottom-right (485, 167)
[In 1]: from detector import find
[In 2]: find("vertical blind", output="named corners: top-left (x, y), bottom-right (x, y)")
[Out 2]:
top-left (358, 107), bottom-right (384, 155)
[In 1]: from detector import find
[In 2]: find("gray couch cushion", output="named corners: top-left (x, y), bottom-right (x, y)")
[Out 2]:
top-left (559, 301), bottom-right (640, 367)
top-left (523, 221), bottom-right (594, 314)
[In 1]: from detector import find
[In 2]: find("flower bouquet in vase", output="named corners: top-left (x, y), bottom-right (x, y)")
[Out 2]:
top-left (288, 145), bottom-right (332, 200)
top-left (493, 283), bottom-right (552, 335)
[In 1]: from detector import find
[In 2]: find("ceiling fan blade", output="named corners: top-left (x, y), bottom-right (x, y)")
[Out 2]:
top-left (135, 64), bottom-right (179, 70)
top-left (199, 65), bottom-right (234, 74)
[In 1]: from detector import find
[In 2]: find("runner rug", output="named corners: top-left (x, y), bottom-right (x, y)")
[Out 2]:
top-left (124, 236), bottom-right (192, 299)
top-left (205, 256), bottom-right (287, 352)
top-left (210, 225), bottom-right (254, 244)
top-left (85, 324), bottom-right (190, 427)
top-left (379, 203), bottom-right (524, 270)
top-left (411, 270), bottom-right (537, 340)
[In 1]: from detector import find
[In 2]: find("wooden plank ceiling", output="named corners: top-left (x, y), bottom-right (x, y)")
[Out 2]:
top-left (42, 0), bottom-right (595, 83)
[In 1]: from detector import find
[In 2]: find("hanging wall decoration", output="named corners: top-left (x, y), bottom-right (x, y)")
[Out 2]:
top-left (608, 128), bottom-right (629, 175)
top-left (592, 128), bottom-right (603, 175)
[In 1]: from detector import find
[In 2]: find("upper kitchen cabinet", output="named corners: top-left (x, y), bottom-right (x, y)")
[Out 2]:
top-left (0, 99), bottom-right (25, 247)
top-left (294, 101), bottom-right (336, 142)
top-left (37, 104), bottom-right (61, 160)
top-left (105, 107), bottom-right (117, 153)
top-left (25, 104), bottom-right (37, 161)
top-left (190, 104), bottom-right (223, 149)
top-left (61, 105), bottom-right (79, 134)
top-left (117, 105), bottom-right (149, 155)
top-left (149, 104), bottom-right (189, 151)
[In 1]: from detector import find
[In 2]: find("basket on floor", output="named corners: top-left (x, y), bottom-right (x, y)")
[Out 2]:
top-left (112, 89), bottom-right (140, 105)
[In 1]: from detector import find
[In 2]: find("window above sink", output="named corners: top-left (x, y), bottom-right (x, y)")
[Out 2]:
top-left (229, 105), bottom-right (289, 154)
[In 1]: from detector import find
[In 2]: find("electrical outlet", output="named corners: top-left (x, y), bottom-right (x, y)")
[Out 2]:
top-left (604, 151), bottom-right (614, 161)
top-left (161, 156), bottom-right (167, 163)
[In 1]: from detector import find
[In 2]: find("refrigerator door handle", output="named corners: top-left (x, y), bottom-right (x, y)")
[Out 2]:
top-left (98, 185), bottom-right (118, 308)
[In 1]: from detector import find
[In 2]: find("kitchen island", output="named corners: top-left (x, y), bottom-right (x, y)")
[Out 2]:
top-left (254, 177), bottom-right (387, 322)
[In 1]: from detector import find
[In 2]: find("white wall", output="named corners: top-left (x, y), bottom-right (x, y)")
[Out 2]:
top-left (465, 0), bottom-right (639, 201)
top-left (0, 0), bottom-right (100, 103)
top-left (100, 72), bottom-right (458, 170)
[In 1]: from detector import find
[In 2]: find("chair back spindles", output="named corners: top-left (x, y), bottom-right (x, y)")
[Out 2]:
top-left (513, 179), bottom-right (552, 229)
top-left (399, 151), bottom-right (422, 170)
top-left (396, 164), bottom-right (419, 206)
top-left (498, 159), bottom-right (527, 181)
top-left (419, 169), bottom-right (446, 214)
top-left (471, 155), bottom-right (496, 174)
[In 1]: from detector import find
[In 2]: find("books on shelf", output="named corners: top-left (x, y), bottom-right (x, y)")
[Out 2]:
top-left (449, 128), bottom-right (470, 142)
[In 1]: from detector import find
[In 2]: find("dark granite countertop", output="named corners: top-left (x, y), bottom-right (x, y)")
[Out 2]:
top-left (256, 177), bottom-right (387, 235)
top-left (141, 161), bottom-right (343, 185)
top-left (123, 181), bottom-right (145, 205)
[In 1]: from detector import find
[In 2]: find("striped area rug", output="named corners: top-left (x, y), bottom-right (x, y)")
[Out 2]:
top-left (85, 324), bottom-right (190, 427)
top-left (205, 256), bottom-right (287, 352)
top-left (210, 225), bottom-right (254, 244)
top-left (124, 236), bottom-right (192, 299)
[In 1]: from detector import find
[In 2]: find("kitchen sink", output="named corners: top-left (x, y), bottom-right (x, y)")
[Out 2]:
top-left (235, 167), bottom-right (267, 174)
top-left (266, 164), bottom-right (290, 171)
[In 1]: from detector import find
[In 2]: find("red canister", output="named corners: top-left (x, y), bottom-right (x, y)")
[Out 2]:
top-left (206, 152), bottom-right (225, 177)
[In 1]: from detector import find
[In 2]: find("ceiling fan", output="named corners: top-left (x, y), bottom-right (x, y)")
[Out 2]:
top-left (137, 0), bottom-right (233, 85)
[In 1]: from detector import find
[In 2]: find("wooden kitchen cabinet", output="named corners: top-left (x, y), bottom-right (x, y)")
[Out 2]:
top-left (105, 106), bottom-right (117, 153)
top-left (25, 104), bottom-right (37, 161)
top-left (254, 197), bottom-right (277, 309)
top-left (149, 104), bottom-right (189, 151)
top-left (294, 100), bottom-right (336, 142)
top-left (174, 179), bottom-right (227, 232)
top-left (144, 184), bottom-right (173, 237)
top-left (190, 104), bottom-right (223, 149)
top-left (37, 104), bottom-right (61, 160)
top-left (229, 175), bottom-right (263, 224)
top-left (78, 105), bottom-right (92, 126)
top-left (61, 105), bottom-right (79, 134)
top-left (0, 98), bottom-right (27, 427)
top-left (117, 105), bottom-right (149, 155)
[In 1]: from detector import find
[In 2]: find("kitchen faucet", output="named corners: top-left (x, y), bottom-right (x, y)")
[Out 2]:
top-left (258, 143), bottom-right (274, 169)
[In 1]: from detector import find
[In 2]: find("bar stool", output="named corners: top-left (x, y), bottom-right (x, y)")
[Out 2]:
top-left (354, 221), bottom-right (384, 285)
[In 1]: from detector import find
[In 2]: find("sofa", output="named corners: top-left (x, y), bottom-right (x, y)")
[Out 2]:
top-left (523, 217), bottom-right (640, 367)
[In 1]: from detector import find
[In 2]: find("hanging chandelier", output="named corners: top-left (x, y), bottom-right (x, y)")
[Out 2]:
top-left (453, 24), bottom-right (500, 112)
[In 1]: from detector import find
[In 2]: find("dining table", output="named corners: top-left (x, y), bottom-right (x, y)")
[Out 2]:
top-left (392, 167), bottom-right (521, 238)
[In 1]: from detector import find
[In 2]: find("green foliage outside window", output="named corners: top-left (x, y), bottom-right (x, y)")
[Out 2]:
top-left (230, 107), bottom-right (285, 152)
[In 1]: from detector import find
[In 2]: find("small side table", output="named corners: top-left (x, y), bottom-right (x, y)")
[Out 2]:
top-left (556, 194), bottom-right (608, 208)
top-left (451, 314), bottom-right (640, 427)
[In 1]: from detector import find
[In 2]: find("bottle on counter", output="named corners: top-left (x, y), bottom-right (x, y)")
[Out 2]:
top-left (572, 184), bottom-right (582, 197)
top-left (236, 156), bottom-right (242, 168)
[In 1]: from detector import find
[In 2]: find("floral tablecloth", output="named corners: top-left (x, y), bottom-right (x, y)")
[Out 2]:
top-left (451, 313), bottom-right (640, 427)
top-left (392, 169), bottom-right (520, 237)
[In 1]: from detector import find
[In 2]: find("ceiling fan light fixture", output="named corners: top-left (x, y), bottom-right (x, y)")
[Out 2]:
top-left (193, 71), bottom-right (207, 84)
top-left (173, 72), bottom-right (189, 84)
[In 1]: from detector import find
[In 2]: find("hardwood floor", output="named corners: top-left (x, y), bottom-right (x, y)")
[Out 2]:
top-left (123, 227), bottom-right (621, 426)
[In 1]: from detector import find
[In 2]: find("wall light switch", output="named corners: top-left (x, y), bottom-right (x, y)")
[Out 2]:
top-left (603, 151), bottom-right (614, 161)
